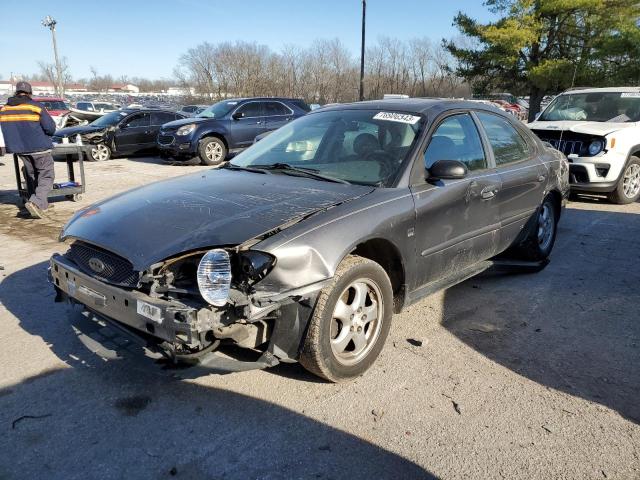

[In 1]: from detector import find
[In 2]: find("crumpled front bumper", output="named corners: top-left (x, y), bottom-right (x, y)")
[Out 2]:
top-left (50, 253), bottom-right (204, 347)
top-left (49, 253), bottom-right (322, 364)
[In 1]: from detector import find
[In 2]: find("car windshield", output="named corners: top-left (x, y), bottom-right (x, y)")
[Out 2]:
top-left (42, 101), bottom-right (68, 110)
top-left (94, 103), bottom-right (115, 111)
top-left (90, 111), bottom-right (128, 127)
top-left (230, 109), bottom-right (424, 186)
top-left (196, 101), bottom-right (237, 119)
top-left (539, 91), bottom-right (640, 122)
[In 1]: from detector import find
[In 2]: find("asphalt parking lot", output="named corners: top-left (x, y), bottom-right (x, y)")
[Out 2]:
top-left (0, 154), bottom-right (638, 480)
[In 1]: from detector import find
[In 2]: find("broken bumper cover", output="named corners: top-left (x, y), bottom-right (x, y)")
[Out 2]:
top-left (50, 253), bottom-right (202, 346)
top-left (49, 253), bottom-right (322, 364)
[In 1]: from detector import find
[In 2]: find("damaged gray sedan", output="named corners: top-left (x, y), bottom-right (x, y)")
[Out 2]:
top-left (50, 99), bottom-right (569, 381)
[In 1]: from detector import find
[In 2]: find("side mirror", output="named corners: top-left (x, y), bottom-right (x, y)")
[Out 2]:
top-left (427, 160), bottom-right (468, 180)
top-left (232, 111), bottom-right (244, 120)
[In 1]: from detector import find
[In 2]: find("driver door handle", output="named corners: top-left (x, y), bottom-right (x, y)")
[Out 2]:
top-left (480, 186), bottom-right (499, 199)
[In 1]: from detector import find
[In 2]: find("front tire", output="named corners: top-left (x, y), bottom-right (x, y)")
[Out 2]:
top-left (198, 137), bottom-right (227, 166)
top-left (299, 255), bottom-right (393, 382)
top-left (608, 156), bottom-right (640, 204)
top-left (89, 143), bottom-right (111, 162)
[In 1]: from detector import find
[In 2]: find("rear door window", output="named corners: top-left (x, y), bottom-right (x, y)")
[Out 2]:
top-left (264, 101), bottom-right (292, 117)
top-left (476, 112), bottom-right (530, 165)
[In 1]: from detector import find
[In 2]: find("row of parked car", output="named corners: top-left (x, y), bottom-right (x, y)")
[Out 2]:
top-left (53, 97), bottom-right (310, 164)
top-left (51, 87), bottom-right (640, 204)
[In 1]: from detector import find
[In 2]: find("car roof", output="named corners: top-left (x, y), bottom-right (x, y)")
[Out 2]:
top-left (33, 96), bottom-right (65, 101)
top-left (314, 98), bottom-right (505, 115)
top-left (120, 108), bottom-right (177, 114)
top-left (560, 86), bottom-right (640, 94)
top-left (220, 97), bottom-right (304, 103)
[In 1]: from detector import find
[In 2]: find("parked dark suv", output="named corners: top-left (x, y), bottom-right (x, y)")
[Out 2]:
top-left (54, 109), bottom-right (185, 161)
top-left (157, 97), bottom-right (310, 165)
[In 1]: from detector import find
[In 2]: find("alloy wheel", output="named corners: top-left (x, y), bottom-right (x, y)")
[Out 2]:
top-left (330, 278), bottom-right (384, 366)
top-left (205, 142), bottom-right (223, 162)
top-left (537, 202), bottom-right (555, 251)
top-left (622, 163), bottom-right (640, 199)
top-left (91, 144), bottom-right (110, 161)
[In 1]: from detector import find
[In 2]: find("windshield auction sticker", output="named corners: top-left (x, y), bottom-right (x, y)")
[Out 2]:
top-left (621, 93), bottom-right (640, 98)
top-left (373, 112), bottom-right (421, 124)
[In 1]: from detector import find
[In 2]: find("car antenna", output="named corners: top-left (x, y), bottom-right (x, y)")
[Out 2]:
top-left (557, 60), bottom-right (580, 152)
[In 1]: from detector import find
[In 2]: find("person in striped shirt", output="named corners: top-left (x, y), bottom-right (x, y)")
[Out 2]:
top-left (0, 81), bottom-right (56, 218)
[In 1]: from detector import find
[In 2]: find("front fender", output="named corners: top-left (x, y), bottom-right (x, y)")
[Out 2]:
top-left (253, 189), bottom-right (416, 295)
top-left (195, 125), bottom-right (229, 146)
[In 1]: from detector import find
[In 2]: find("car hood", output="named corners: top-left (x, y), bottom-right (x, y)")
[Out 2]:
top-left (61, 169), bottom-right (374, 270)
top-left (162, 116), bottom-right (216, 129)
top-left (55, 125), bottom-right (106, 138)
top-left (528, 120), bottom-right (637, 136)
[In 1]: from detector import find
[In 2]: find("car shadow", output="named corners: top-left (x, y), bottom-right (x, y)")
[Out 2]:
top-left (441, 206), bottom-right (640, 424)
top-left (0, 261), bottom-right (436, 479)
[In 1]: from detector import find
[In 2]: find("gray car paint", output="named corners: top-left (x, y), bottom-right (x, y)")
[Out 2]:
top-left (61, 170), bottom-right (374, 271)
top-left (52, 98), bottom-right (569, 364)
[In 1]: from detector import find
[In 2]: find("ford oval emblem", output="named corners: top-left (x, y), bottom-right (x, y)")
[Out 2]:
top-left (88, 257), bottom-right (106, 274)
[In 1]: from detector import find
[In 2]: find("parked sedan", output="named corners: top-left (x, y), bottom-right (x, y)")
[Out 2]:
top-left (50, 99), bottom-right (569, 381)
top-left (53, 109), bottom-right (186, 161)
top-left (158, 97), bottom-right (310, 165)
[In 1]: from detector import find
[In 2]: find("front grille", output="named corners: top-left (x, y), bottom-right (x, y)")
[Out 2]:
top-left (545, 138), bottom-right (584, 155)
top-left (158, 134), bottom-right (174, 145)
top-left (66, 241), bottom-right (140, 287)
top-left (531, 129), bottom-right (592, 156)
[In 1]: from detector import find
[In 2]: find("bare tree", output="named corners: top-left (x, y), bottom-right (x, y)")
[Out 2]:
top-left (37, 57), bottom-right (71, 96)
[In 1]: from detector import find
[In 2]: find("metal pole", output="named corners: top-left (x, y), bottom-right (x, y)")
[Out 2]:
top-left (50, 25), bottom-right (63, 96)
top-left (42, 16), bottom-right (63, 97)
top-left (359, 0), bottom-right (366, 101)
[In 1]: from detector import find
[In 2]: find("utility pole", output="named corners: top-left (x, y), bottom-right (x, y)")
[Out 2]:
top-left (359, 0), bottom-right (366, 101)
top-left (42, 15), bottom-right (63, 97)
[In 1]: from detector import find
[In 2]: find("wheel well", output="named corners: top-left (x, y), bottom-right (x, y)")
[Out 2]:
top-left (351, 238), bottom-right (406, 313)
top-left (200, 133), bottom-right (228, 150)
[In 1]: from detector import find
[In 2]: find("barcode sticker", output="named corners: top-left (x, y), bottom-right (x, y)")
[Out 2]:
top-left (373, 112), bottom-right (421, 124)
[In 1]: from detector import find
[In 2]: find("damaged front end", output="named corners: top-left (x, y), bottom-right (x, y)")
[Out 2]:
top-left (50, 241), bottom-right (323, 369)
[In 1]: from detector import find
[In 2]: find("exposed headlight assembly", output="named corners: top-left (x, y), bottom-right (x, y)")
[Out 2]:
top-left (197, 249), bottom-right (231, 306)
top-left (588, 139), bottom-right (604, 156)
top-left (176, 124), bottom-right (196, 136)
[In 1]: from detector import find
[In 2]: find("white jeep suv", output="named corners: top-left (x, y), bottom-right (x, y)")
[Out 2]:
top-left (528, 87), bottom-right (640, 204)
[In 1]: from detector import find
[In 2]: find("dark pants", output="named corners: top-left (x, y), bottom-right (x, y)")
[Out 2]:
top-left (21, 152), bottom-right (55, 210)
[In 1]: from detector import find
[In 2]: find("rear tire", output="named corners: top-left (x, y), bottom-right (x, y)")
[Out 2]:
top-left (608, 156), bottom-right (640, 204)
top-left (515, 195), bottom-right (558, 262)
top-left (299, 255), bottom-right (393, 382)
top-left (198, 137), bottom-right (227, 166)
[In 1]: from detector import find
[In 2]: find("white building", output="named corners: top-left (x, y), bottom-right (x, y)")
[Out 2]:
top-left (108, 84), bottom-right (140, 93)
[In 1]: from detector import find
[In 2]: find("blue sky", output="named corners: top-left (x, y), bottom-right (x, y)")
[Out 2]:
top-left (0, 1), bottom-right (495, 81)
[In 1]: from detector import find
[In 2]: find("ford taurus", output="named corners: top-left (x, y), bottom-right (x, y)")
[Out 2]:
top-left (50, 99), bottom-right (569, 382)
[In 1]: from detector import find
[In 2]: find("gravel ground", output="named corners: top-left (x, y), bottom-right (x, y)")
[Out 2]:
top-left (0, 154), bottom-right (638, 480)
